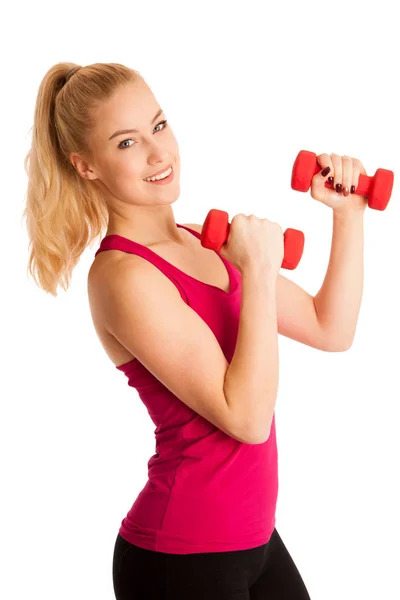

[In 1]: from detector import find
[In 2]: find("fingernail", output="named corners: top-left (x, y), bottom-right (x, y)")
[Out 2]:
top-left (335, 183), bottom-right (342, 193)
top-left (327, 176), bottom-right (334, 185)
top-left (343, 187), bottom-right (349, 197)
top-left (321, 166), bottom-right (331, 177)
top-left (350, 185), bottom-right (356, 194)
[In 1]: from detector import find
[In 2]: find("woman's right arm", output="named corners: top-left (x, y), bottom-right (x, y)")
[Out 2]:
top-left (94, 258), bottom-right (278, 444)
top-left (223, 266), bottom-right (279, 444)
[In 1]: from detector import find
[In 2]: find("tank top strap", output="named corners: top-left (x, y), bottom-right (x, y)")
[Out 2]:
top-left (177, 223), bottom-right (201, 238)
top-left (94, 224), bottom-right (201, 303)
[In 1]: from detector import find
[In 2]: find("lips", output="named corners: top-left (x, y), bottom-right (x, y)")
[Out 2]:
top-left (144, 164), bottom-right (173, 180)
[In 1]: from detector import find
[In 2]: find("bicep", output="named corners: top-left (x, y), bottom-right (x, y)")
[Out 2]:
top-left (276, 273), bottom-right (329, 350)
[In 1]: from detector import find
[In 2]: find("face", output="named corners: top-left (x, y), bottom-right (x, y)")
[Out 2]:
top-left (75, 81), bottom-right (180, 210)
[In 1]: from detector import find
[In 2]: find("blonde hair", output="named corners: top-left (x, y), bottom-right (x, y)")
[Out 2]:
top-left (22, 62), bottom-right (143, 296)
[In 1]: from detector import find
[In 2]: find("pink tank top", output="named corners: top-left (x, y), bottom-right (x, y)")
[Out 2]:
top-left (95, 224), bottom-right (279, 554)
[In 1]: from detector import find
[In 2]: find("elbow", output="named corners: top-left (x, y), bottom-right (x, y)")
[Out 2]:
top-left (248, 429), bottom-right (271, 445)
top-left (246, 421), bottom-right (272, 445)
top-left (324, 336), bottom-right (354, 352)
top-left (250, 432), bottom-right (271, 445)
top-left (318, 319), bottom-right (356, 352)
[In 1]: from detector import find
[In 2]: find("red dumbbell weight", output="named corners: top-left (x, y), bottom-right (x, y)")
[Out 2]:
top-left (200, 209), bottom-right (305, 271)
top-left (291, 150), bottom-right (394, 211)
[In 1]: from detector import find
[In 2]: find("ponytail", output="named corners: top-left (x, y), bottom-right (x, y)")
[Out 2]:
top-left (23, 61), bottom-right (142, 296)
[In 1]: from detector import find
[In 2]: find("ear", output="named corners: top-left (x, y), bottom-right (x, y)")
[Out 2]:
top-left (69, 152), bottom-right (98, 181)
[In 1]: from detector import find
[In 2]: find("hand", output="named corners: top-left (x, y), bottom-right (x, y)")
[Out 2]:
top-left (310, 153), bottom-right (368, 214)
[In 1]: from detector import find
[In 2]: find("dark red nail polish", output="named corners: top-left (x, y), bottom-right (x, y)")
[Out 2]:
top-left (327, 176), bottom-right (334, 185)
top-left (343, 187), bottom-right (349, 197)
top-left (321, 166), bottom-right (331, 177)
top-left (350, 185), bottom-right (356, 194)
top-left (335, 183), bottom-right (342, 193)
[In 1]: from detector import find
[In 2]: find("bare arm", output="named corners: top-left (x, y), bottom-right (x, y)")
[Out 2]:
top-left (224, 266), bottom-right (279, 443)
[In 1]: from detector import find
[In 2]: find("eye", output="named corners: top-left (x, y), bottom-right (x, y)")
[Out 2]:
top-left (118, 120), bottom-right (168, 150)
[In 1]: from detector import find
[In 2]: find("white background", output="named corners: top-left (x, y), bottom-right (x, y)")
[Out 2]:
top-left (2, 1), bottom-right (399, 598)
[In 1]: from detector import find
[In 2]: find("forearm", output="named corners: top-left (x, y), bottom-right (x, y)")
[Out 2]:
top-left (224, 267), bottom-right (279, 444)
top-left (314, 209), bottom-right (365, 348)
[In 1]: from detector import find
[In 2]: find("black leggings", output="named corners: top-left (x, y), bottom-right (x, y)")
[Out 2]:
top-left (112, 528), bottom-right (311, 599)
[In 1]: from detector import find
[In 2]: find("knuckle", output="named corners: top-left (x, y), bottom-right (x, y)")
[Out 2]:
top-left (330, 154), bottom-right (341, 169)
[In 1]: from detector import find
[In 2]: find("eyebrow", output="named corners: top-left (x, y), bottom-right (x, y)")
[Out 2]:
top-left (108, 108), bottom-right (164, 141)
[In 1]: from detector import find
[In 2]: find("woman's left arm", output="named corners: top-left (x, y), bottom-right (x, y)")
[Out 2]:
top-left (311, 152), bottom-right (368, 349)
top-left (313, 207), bottom-right (365, 349)
top-left (275, 153), bottom-right (367, 352)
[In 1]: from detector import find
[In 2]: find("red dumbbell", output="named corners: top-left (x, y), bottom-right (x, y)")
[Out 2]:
top-left (291, 150), bottom-right (394, 211)
top-left (200, 209), bottom-right (305, 271)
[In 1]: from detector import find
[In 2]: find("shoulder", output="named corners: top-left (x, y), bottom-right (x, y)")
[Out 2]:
top-left (182, 223), bottom-right (202, 234)
top-left (88, 246), bottom-right (145, 312)
top-left (88, 247), bottom-right (132, 291)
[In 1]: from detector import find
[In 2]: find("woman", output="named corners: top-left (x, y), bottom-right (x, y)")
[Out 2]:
top-left (24, 61), bottom-right (366, 599)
